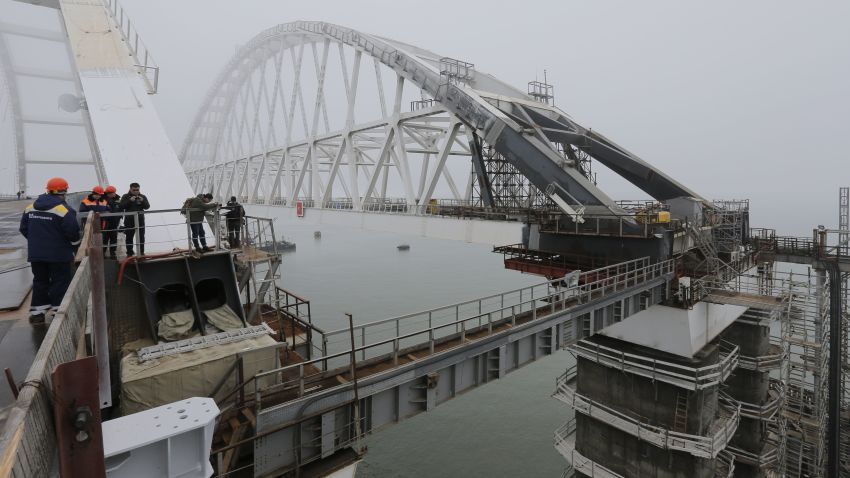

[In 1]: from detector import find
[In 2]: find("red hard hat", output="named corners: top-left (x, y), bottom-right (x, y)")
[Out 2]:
top-left (92, 185), bottom-right (104, 194)
top-left (105, 185), bottom-right (117, 193)
top-left (46, 177), bottom-right (69, 193)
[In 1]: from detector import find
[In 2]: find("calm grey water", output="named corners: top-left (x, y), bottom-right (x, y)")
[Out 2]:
top-left (275, 221), bottom-right (574, 477)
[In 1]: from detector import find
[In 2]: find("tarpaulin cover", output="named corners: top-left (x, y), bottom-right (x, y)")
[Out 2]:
top-left (157, 309), bottom-right (195, 341)
top-left (203, 304), bottom-right (244, 331)
top-left (119, 334), bottom-right (278, 415)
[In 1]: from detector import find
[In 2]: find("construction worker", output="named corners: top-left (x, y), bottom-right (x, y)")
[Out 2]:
top-left (103, 185), bottom-right (121, 258)
top-left (19, 177), bottom-right (81, 324)
top-left (119, 182), bottom-right (150, 256)
top-left (224, 196), bottom-right (245, 248)
top-left (78, 185), bottom-right (108, 228)
top-left (185, 193), bottom-right (219, 252)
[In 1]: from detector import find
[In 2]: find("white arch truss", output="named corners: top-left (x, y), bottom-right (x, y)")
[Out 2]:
top-left (181, 21), bottom-right (703, 216)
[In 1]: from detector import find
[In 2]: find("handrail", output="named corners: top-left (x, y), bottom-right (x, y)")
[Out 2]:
top-left (79, 207), bottom-right (224, 253)
top-left (569, 338), bottom-right (739, 390)
top-left (103, 0), bottom-right (160, 93)
top-left (553, 419), bottom-right (624, 478)
top-left (324, 256), bottom-right (650, 339)
top-left (554, 368), bottom-right (740, 458)
top-left (251, 258), bottom-right (674, 398)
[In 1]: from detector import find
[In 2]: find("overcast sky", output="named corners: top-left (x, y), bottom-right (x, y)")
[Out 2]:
top-left (115, 0), bottom-right (849, 234)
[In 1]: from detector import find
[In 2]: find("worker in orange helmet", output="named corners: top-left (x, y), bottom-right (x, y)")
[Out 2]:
top-left (78, 185), bottom-right (109, 229)
top-left (19, 177), bottom-right (80, 324)
top-left (102, 185), bottom-right (121, 258)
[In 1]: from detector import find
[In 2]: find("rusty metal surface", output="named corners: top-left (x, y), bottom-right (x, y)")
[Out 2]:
top-left (52, 356), bottom-right (106, 478)
top-left (87, 214), bottom-right (111, 408)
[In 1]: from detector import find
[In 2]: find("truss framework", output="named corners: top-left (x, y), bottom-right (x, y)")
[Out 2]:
top-left (0, 4), bottom-right (104, 194)
top-left (780, 270), bottom-right (830, 477)
top-left (180, 21), bottom-right (706, 218)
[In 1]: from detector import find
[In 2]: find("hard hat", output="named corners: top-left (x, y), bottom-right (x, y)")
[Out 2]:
top-left (105, 185), bottom-right (117, 193)
top-left (46, 177), bottom-right (69, 194)
top-left (92, 185), bottom-right (104, 195)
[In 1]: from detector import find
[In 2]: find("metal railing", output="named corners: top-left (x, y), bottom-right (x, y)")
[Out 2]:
top-left (0, 257), bottom-right (93, 476)
top-left (724, 380), bottom-right (784, 422)
top-left (750, 227), bottom-right (850, 260)
top-left (103, 0), bottom-right (160, 93)
top-left (569, 338), bottom-right (739, 391)
top-left (554, 419), bottom-right (624, 478)
top-left (250, 257), bottom-right (673, 401)
top-left (727, 440), bottom-right (780, 468)
top-left (736, 339), bottom-right (784, 372)
top-left (79, 207), bottom-right (224, 255)
top-left (319, 256), bottom-right (657, 356)
top-left (553, 366), bottom-right (740, 459)
top-left (716, 450), bottom-right (737, 478)
top-left (269, 286), bottom-right (326, 360)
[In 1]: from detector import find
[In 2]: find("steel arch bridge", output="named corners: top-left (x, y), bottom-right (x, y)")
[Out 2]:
top-left (180, 21), bottom-right (704, 221)
top-left (0, 2), bottom-right (105, 196)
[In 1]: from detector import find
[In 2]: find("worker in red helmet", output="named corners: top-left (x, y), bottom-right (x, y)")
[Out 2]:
top-left (19, 177), bottom-right (81, 324)
top-left (79, 185), bottom-right (109, 229)
top-left (102, 185), bottom-right (121, 258)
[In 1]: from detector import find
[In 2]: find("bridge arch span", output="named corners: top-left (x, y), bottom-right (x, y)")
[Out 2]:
top-left (181, 21), bottom-right (702, 218)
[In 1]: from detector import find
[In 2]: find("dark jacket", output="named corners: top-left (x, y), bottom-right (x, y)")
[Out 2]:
top-left (103, 194), bottom-right (122, 228)
top-left (224, 200), bottom-right (245, 224)
top-left (19, 194), bottom-right (81, 262)
top-left (186, 195), bottom-right (218, 223)
top-left (119, 193), bottom-right (150, 226)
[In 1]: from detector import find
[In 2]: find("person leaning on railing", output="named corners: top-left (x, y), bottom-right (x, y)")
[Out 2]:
top-left (18, 177), bottom-right (81, 325)
top-left (184, 193), bottom-right (219, 253)
top-left (119, 182), bottom-right (150, 256)
top-left (223, 196), bottom-right (245, 248)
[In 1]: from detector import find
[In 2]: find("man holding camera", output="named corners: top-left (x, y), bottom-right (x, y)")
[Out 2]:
top-left (119, 182), bottom-right (150, 256)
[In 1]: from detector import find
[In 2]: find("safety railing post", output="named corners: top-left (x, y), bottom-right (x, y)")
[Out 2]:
top-left (134, 212), bottom-right (140, 255)
top-left (298, 364), bottom-right (304, 397)
top-left (392, 339), bottom-right (399, 365)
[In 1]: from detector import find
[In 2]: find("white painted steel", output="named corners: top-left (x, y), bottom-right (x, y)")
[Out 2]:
top-left (179, 21), bottom-right (602, 215)
top-left (102, 397), bottom-right (219, 477)
top-left (0, 1), bottom-right (104, 195)
top-left (598, 302), bottom-right (748, 358)
top-left (58, 0), bottom-right (195, 251)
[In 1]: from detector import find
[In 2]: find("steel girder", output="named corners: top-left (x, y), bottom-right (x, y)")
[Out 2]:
top-left (180, 21), bottom-right (704, 214)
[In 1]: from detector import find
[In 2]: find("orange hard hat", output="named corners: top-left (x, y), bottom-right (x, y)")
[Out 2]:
top-left (92, 185), bottom-right (104, 194)
top-left (105, 185), bottom-right (117, 193)
top-left (46, 177), bottom-right (69, 194)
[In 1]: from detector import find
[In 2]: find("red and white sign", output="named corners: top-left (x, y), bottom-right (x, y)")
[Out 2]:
top-left (296, 200), bottom-right (304, 217)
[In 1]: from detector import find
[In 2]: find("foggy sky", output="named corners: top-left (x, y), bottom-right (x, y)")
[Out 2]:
top-left (123, 0), bottom-right (850, 235)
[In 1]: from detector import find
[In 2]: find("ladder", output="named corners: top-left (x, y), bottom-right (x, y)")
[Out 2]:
top-left (246, 255), bottom-right (281, 323)
top-left (673, 393), bottom-right (689, 433)
top-left (687, 222), bottom-right (736, 285)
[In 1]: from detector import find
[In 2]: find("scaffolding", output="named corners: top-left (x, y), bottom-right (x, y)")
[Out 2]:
top-left (712, 199), bottom-right (749, 253)
top-left (780, 270), bottom-right (830, 477)
top-left (839, 186), bottom-right (850, 474)
top-left (470, 144), bottom-right (553, 209)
